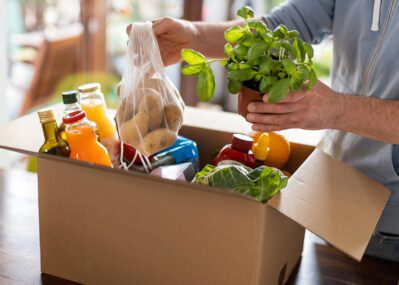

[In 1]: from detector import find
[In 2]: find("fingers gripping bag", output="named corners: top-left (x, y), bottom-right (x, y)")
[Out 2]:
top-left (116, 22), bottom-right (185, 166)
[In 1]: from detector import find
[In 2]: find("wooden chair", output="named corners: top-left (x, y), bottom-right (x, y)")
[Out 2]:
top-left (19, 33), bottom-right (81, 115)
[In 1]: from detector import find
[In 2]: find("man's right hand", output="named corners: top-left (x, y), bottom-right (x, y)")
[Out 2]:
top-left (126, 17), bottom-right (198, 67)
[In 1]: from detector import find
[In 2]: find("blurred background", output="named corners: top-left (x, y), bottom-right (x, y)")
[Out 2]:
top-left (0, 0), bottom-right (332, 168)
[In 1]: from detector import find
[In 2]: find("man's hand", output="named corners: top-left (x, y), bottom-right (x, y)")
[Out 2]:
top-left (126, 18), bottom-right (198, 67)
top-left (126, 18), bottom-right (244, 67)
top-left (246, 80), bottom-right (343, 132)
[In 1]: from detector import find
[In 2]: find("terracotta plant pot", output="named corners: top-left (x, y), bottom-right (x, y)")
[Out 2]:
top-left (237, 86), bottom-right (263, 118)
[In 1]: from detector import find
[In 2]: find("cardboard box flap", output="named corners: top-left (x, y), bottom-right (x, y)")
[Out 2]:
top-left (268, 149), bottom-right (390, 261)
top-left (0, 102), bottom-right (326, 158)
top-left (0, 105), bottom-right (250, 156)
top-left (0, 110), bottom-right (47, 156)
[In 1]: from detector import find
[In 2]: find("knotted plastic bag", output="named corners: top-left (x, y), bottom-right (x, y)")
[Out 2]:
top-left (116, 22), bottom-right (184, 158)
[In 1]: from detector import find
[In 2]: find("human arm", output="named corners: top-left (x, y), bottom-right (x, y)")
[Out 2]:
top-left (126, 18), bottom-right (243, 66)
top-left (263, 0), bottom-right (335, 44)
top-left (246, 80), bottom-right (399, 144)
top-left (126, 0), bottom-right (335, 66)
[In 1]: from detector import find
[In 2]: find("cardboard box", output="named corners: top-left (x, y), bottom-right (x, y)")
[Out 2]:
top-left (0, 106), bottom-right (390, 285)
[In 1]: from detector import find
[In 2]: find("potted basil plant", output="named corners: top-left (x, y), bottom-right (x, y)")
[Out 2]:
top-left (181, 6), bottom-right (317, 117)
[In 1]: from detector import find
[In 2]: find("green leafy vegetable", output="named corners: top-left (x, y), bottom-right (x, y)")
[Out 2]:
top-left (180, 5), bottom-right (317, 103)
top-left (236, 6), bottom-right (255, 20)
top-left (228, 79), bottom-right (243, 94)
top-left (181, 48), bottom-right (206, 65)
top-left (196, 65), bottom-right (215, 101)
top-left (224, 26), bottom-right (245, 43)
top-left (194, 163), bottom-right (288, 203)
top-left (268, 78), bottom-right (290, 103)
top-left (181, 64), bottom-right (203, 76)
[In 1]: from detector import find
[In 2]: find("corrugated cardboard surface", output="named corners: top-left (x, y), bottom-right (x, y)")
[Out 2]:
top-left (268, 149), bottom-right (390, 261)
top-left (257, 207), bottom-right (304, 285)
top-left (38, 156), bottom-right (303, 285)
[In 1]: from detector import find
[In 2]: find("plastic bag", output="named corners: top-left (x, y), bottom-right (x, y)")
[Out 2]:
top-left (195, 162), bottom-right (288, 203)
top-left (116, 22), bottom-right (184, 158)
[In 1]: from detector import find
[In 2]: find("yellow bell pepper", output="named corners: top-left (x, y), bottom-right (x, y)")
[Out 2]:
top-left (252, 133), bottom-right (270, 161)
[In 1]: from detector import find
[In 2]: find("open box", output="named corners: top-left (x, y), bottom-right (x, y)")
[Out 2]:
top-left (0, 106), bottom-right (390, 285)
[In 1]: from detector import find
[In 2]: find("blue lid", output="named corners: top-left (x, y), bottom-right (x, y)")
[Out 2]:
top-left (155, 136), bottom-right (199, 164)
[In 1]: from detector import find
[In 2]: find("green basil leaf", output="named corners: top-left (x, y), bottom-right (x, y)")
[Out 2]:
top-left (281, 40), bottom-right (297, 58)
top-left (303, 42), bottom-right (314, 60)
top-left (288, 30), bottom-right (299, 39)
top-left (228, 79), bottom-right (243, 94)
top-left (278, 25), bottom-right (289, 37)
top-left (227, 62), bottom-right (239, 70)
top-left (181, 64), bottom-right (203, 76)
top-left (181, 48), bottom-right (206, 65)
top-left (259, 57), bottom-right (273, 74)
top-left (247, 20), bottom-right (267, 34)
top-left (239, 63), bottom-right (252, 69)
top-left (293, 38), bottom-right (305, 62)
top-left (247, 42), bottom-right (267, 63)
top-left (268, 78), bottom-right (290, 103)
top-left (270, 41), bottom-right (281, 50)
top-left (240, 34), bottom-right (257, 47)
top-left (197, 65), bottom-right (215, 101)
top-left (219, 59), bottom-right (228, 67)
top-left (235, 44), bottom-right (249, 58)
top-left (224, 26), bottom-right (245, 43)
top-left (308, 69), bottom-right (317, 89)
top-left (228, 69), bottom-right (257, 81)
top-left (260, 33), bottom-right (273, 44)
top-left (278, 71), bottom-right (287, 78)
top-left (224, 43), bottom-right (235, 58)
top-left (281, 59), bottom-right (296, 74)
top-left (298, 64), bottom-right (310, 77)
top-left (260, 76), bottom-right (278, 93)
top-left (289, 71), bottom-right (305, 91)
top-left (236, 6), bottom-right (254, 20)
top-left (272, 26), bottom-right (285, 39)
top-left (227, 62), bottom-right (251, 70)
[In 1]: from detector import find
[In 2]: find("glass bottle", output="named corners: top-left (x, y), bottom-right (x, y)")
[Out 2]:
top-left (212, 134), bottom-right (256, 168)
top-left (78, 83), bottom-right (116, 139)
top-left (63, 110), bottom-right (113, 167)
top-left (78, 83), bottom-right (119, 163)
top-left (58, 90), bottom-right (81, 141)
top-left (38, 109), bottom-right (70, 157)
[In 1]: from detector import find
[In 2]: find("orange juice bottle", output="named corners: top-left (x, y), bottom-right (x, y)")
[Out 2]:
top-left (63, 110), bottom-right (113, 167)
top-left (78, 83), bottom-right (119, 162)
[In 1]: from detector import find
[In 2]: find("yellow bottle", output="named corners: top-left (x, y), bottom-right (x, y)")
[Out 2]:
top-left (78, 83), bottom-right (115, 139)
top-left (78, 83), bottom-right (119, 163)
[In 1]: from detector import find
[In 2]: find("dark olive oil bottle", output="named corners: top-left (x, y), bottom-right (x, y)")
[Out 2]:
top-left (38, 109), bottom-right (70, 157)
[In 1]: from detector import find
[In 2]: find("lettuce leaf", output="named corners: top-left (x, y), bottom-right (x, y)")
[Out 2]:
top-left (194, 163), bottom-right (288, 203)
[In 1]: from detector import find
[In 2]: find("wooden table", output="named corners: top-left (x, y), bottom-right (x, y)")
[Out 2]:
top-left (0, 168), bottom-right (398, 285)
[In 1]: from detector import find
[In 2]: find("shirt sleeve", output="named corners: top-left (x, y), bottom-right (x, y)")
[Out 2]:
top-left (262, 0), bottom-right (335, 44)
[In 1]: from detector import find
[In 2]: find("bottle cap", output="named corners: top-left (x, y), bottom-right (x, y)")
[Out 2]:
top-left (63, 110), bottom-right (86, 124)
top-left (231, 134), bottom-right (253, 152)
top-left (62, 90), bottom-right (78, 104)
top-left (78, 82), bottom-right (100, 93)
top-left (38, 109), bottom-right (56, 124)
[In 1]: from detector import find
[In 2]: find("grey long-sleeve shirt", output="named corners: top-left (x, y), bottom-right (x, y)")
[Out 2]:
top-left (263, 0), bottom-right (399, 234)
